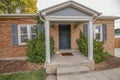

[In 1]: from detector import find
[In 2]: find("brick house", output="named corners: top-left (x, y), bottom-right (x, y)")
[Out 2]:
top-left (0, 1), bottom-right (119, 62)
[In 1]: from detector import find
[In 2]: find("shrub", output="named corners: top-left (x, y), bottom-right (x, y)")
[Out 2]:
top-left (76, 31), bottom-right (109, 63)
top-left (26, 30), bottom-right (54, 63)
top-left (50, 36), bottom-right (54, 56)
top-left (76, 31), bottom-right (88, 56)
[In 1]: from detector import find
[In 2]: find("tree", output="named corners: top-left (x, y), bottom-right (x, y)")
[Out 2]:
top-left (0, 0), bottom-right (37, 14)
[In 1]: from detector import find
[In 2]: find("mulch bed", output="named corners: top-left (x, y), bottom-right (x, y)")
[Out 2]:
top-left (0, 56), bottom-right (120, 73)
top-left (0, 60), bottom-right (44, 73)
top-left (95, 56), bottom-right (120, 71)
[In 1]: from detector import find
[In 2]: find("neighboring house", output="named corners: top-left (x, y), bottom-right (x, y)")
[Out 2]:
top-left (114, 28), bottom-right (120, 47)
top-left (115, 29), bottom-right (120, 38)
top-left (0, 1), bottom-right (119, 61)
top-left (115, 28), bottom-right (120, 48)
top-left (114, 28), bottom-right (120, 57)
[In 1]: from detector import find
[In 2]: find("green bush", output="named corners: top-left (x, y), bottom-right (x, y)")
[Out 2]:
top-left (26, 31), bottom-right (54, 63)
top-left (76, 31), bottom-right (109, 63)
top-left (76, 31), bottom-right (88, 56)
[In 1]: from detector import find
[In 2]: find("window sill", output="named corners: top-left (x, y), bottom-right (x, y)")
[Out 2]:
top-left (18, 43), bottom-right (26, 47)
top-left (95, 39), bottom-right (103, 42)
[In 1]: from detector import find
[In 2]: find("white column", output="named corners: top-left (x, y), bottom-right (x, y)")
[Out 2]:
top-left (88, 20), bottom-right (93, 61)
top-left (45, 20), bottom-right (50, 63)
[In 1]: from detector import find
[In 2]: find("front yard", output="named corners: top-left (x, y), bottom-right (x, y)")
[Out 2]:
top-left (95, 56), bottom-right (120, 70)
top-left (0, 56), bottom-right (120, 80)
top-left (0, 60), bottom-right (44, 73)
top-left (0, 70), bottom-right (45, 80)
top-left (0, 60), bottom-right (46, 80)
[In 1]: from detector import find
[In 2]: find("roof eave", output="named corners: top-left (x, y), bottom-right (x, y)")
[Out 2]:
top-left (97, 16), bottom-right (120, 20)
top-left (0, 14), bottom-right (38, 18)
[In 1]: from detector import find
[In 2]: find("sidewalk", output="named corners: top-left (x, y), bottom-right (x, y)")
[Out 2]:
top-left (58, 67), bottom-right (120, 80)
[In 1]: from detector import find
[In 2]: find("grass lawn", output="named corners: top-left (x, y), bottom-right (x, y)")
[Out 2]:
top-left (0, 70), bottom-right (46, 80)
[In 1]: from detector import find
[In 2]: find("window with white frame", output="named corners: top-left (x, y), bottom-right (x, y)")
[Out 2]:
top-left (18, 24), bottom-right (36, 45)
top-left (94, 24), bottom-right (103, 41)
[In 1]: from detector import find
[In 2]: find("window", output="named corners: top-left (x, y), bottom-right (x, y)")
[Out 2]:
top-left (94, 24), bottom-right (103, 41)
top-left (115, 29), bottom-right (120, 35)
top-left (18, 24), bottom-right (36, 45)
top-left (115, 29), bottom-right (120, 38)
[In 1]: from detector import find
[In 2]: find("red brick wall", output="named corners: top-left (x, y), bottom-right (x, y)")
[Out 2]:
top-left (50, 23), bottom-right (59, 50)
top-left (94, 19), bottom-right (115, 55)
top-left (50, 20), bottom-right (115, 55)
top-left (0, 18), bottom-right (115, 58)
top-left (0, 18), bottom-right (37, 58)
top-left (71, 23), bottom-right (81, 50)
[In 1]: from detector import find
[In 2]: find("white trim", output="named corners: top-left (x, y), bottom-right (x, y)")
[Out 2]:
top-left (0, 57), bottom-right (27, 60)
top-left (97, 16), bottom-right (120, 20)
top-left (94, 24), bottom-right (103, 41)
top-left (45, 16), bottom-right (93, 21)
top-left (88, 20), bottom-right (93, 61)
top-left (70, 2), bottom-right (99, 16)
top-left (45, 20), bottom-right (50, 63)
top-left (28, 26), bottom-right (31, 40)
top-left (41, 2), bottom-right (71, 15)
top-left (18, 25), bottom-right (27, 45)
top-left (0, 14), bottom-right (38, 18)
top-left (18, 24), bottom-right (37, 45)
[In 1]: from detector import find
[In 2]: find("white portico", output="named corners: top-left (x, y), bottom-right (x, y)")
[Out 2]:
top-left (40, 0), bottom-right (101, 63)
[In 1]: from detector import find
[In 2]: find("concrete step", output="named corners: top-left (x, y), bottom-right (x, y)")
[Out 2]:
top-left (57, 72), bottom-right (111, 80)
top-left (57, 70), bottom-right (113, 80)
top-left (57, 66), bottom-right (91, 76)
top-left (45, 61), bottom-right (94, 74)
top-left (57, 74), bottom-right (94, 80)
top-left (46, 75), bottom-right (57, 80)
top-left (57, 67), bottom-right (120, 80)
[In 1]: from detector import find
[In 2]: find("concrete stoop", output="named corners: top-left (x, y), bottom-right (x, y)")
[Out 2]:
top-left (46, 66), bottom-right (91, 80)
top-left (45, 61), bottom-right (94, 74)
top-left (46, 75), bottom-right (57, 80)
top-left (57, 66), bottom-right (91, 80)
top-left (57, 66), bottom-right (90, 76)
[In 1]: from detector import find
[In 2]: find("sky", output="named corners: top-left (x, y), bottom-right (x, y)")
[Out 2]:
top-left (37, 0), bottom-right (120, 29)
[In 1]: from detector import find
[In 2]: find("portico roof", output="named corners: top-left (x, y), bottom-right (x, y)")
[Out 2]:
top-left (40, 0), bottom-right (101, 17)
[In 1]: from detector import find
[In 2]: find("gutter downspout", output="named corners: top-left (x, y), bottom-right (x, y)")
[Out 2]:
top-left (38, 12), bottom-right (45, 22)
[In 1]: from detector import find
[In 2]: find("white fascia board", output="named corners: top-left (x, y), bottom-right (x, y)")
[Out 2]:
top-left (41, 2), bottom-right (71, 16)
top-left (45, 16), bottom-right (93, 21)
top-left (0, 14), bottom-right (38, 18)
top-left (97, 16), bottom-right (120, 20)
top-left (71, 2), bottom-right (100, 16)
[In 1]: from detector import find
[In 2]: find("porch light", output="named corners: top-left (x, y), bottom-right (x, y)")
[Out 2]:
top-left (56, 51), bottom-right (60, 55)
top-left (74, 24), bottom-right (78, 29)
top-left (51, 24), bottom-right (55, 29)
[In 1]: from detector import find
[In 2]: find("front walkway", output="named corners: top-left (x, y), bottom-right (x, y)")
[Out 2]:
top-left (50, 51), bottom-right (91, 65)
top-left (45, 51), bottom-right (94, 74)
top-left (58, 67), bottom-right (120, 80)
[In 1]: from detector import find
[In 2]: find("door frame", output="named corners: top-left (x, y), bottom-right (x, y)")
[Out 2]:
top-left (59, 24), bottom-right (71, 50)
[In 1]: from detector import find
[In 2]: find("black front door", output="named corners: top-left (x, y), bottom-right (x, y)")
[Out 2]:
top-left (59, 25), bottom-right (71, 49)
